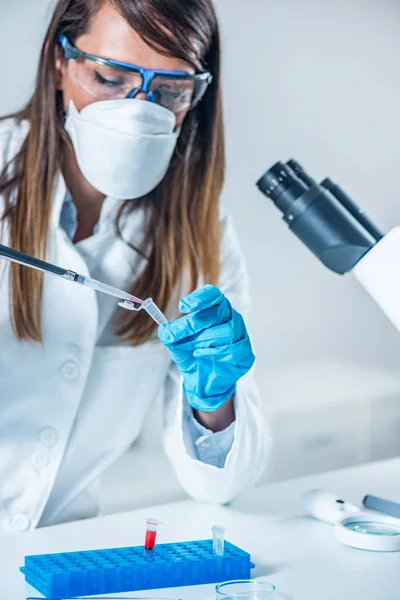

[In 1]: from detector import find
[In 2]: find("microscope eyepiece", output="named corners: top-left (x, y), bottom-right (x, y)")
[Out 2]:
top-left (287, 159), bottom-right (318, 188)
top-left (256, 158), bottom-right (382, 274)
top-left (256, 161), bottom-right (309, 214)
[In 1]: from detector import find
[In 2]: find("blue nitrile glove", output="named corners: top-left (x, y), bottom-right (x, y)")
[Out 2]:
top-left (158, 285), bottom-right (255, 412)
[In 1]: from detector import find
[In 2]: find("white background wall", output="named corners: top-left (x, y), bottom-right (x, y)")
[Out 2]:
top-left (2, 0), bottom-right (400, 377)
top-left (218, 0), bottom-right (400, 376)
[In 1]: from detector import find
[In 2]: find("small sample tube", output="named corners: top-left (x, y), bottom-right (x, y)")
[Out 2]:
top-left (145, 518), bottom-right (161, 550)
top-left (212, 525), bottom-right (225, 557)
top-left (142, 298), bottom-right (169, 326)
top-left (118, 298), bottom-right (169, 327)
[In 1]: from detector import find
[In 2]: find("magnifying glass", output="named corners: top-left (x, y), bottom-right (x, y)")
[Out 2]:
top-left (303, 489), bottom-right (400, 552)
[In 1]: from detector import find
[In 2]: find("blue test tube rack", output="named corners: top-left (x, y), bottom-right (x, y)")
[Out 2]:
top-left (20, 539), bottom-right (254, 598)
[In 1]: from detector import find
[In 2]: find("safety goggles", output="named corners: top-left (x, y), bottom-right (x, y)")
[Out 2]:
top-left (59, 35), bottom-right (212, 114)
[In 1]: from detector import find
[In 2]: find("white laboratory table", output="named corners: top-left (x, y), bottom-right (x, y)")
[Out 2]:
top-left (2, 458), bottom-right (400, 600)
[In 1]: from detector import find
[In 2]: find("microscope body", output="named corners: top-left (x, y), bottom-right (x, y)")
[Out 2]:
top-left (257, 160), bottom-right (400, 333)
top-left (352, 228), bottom-right (400, 332)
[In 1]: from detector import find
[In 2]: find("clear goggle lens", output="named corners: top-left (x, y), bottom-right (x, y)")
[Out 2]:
top-left (68, 58), bottom-right (208, 113)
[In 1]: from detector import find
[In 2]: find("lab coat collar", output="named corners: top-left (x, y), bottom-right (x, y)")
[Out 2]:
top-left (50, 171), bottom-right (127, 234)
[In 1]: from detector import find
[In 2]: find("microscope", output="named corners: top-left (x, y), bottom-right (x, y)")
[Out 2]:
top-left (256, 160), bottom-right (400, 332)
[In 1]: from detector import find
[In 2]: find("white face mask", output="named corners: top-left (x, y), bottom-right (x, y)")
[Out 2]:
top-left (65, 99), bottom-right (179, 200)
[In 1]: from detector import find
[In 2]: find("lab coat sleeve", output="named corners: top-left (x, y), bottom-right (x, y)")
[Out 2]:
top-left (162, 210), bottom-right (271, 504)
top-left (186, 403), bottom-right (236, 468)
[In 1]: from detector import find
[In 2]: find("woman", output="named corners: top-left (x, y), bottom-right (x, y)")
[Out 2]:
top-left (0, 0), bottom-right (269, 533)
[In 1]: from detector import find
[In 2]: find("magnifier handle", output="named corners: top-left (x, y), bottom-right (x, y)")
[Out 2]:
top-left (303, 489), bottom-right (361, 525)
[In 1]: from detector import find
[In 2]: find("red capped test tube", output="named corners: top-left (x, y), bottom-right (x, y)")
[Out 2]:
top-left (145, 518), bottom-right (161, 550)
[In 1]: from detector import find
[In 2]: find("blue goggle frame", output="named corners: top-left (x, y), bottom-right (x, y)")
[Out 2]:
top-left (59, 34), bottom-right (213, 106)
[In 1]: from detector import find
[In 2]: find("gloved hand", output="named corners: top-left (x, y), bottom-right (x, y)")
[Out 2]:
top-left (158, 285), bottom-right (255, 412)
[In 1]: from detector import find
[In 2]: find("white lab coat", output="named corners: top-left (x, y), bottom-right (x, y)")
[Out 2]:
top-left (0, 118), bottom-right (270, 534)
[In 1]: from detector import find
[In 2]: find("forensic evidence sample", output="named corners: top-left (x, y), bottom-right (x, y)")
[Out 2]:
top-left (145, 518), bottom-right (161, 550)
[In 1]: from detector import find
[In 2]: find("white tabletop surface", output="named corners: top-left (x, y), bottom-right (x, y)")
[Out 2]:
top-left (2, 459), bottom-right (400, 600)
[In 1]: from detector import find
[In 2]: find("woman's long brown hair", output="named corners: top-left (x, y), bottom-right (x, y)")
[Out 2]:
top-left (0, 0), bottom-right (224, 345)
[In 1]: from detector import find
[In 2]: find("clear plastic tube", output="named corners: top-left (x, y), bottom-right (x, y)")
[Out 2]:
top-left (118, 298), bottom-right (168, 326)
top-left (141, 298), bottom-right (169, 325)
top-left (212, 525), bottom-right (225, 557)
top-left (145, 518), bottom-right (161, 550)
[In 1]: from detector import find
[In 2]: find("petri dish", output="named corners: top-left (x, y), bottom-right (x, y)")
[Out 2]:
top-left (216, 579), bottom-right (276, 600)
